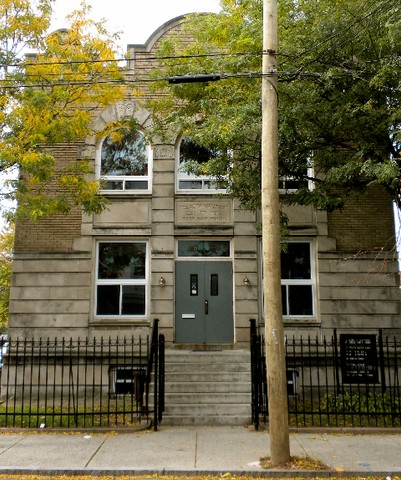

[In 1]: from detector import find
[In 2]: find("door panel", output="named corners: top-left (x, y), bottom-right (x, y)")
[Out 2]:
top-left (175, 261), bottom-right (233, 343)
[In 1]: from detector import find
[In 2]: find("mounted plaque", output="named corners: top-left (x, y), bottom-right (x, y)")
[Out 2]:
top-left (340, 334), bottom-right (379, 384)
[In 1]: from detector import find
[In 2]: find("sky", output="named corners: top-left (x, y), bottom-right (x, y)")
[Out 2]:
top-left (51, 0), bottom-right (221, 51)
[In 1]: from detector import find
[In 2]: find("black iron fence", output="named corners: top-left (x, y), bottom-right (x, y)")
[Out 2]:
top-left (250, 320), bottom-right (401, 429)
top-left (0, 320), bottom-right (165, 430)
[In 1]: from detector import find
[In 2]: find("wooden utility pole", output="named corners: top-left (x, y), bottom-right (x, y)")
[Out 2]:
top-left (261, 0), bottom-right (291, 465)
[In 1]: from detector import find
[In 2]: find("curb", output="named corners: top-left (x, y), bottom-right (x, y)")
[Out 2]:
top-left (1, 468), bottom-right (401, 478)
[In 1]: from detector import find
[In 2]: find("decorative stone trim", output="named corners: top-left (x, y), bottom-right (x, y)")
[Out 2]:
top-left (116, 101), bottom-right (135, 119)
top-left (154, 145), bottom-right (175, 159)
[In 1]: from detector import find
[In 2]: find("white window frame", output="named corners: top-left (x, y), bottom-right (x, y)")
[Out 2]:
top-left (281, 240), bottom-right (316, 319)
top-left (176, 137), bottom-right (227, 194)
top-left (95, 241), bottom-right (148, 318)
top-left (96, 129), bottom-right (153, 194)
top-left (279, 164), bottom-right (314, 194)
top-left (260, 239), bottom-right (317, 320)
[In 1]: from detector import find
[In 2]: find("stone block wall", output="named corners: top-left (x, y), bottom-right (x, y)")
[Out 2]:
top-left (8, 15), bottom-right (401, 345)
top-left (9, 253), bottom-right (91, 338)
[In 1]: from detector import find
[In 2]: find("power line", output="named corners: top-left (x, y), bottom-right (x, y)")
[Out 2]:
top-left (286, 0), bottom-right (400, 69)
top-left (1, 0), bottom-right (398, 72)
top-left (0, 70), bottom-right (391, 90)
top-left (1, 50), bottom-right (267, 70)
top-left (0, 1), bottom-right (399, 74)
top-left (0, 73), bottom-right (240, 89)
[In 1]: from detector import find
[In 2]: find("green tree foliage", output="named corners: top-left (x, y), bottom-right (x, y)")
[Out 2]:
top-left (148, 0), bottom-right (401, 211)
top-left (0, 223), bottom-right (14, 330)
top-left (0, 0), bottom-right (125, 220)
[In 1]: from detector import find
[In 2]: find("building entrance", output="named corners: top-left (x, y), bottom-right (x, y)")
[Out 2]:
top-left (175, 261), bottom-right (234, 343)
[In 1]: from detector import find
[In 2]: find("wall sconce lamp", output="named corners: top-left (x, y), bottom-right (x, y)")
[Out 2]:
top-left (159, 275), bottom-right (166, 287)
top-left (243, 276), bottom-right (250, 286)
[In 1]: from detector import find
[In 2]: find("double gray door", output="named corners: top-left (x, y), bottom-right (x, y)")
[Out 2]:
top-left (175, 261), bottom-right (233, 343)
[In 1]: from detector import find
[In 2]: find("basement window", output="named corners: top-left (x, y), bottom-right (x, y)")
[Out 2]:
top-left (109, 366), bottom-right (145, 399)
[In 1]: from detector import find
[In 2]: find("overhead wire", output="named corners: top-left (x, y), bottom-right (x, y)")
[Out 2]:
top-left (0, 1), bottom-right (397, 72)
top-left (0, 0), bottom-right (399, 88)
top-left (0, 50), bottom-right (268, 70)
top-left (300, 0), bottom-right (394, 56)
top-left (283, 0), bottom-right (400, 71)
top-left (0, 70), bottom-right (390, 90)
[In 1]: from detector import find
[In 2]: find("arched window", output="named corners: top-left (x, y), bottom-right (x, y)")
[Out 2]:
top-left (99, 128), bottom-right (152, 192)
top-left (177, 137), bottom-right (226, 192)
top-left (279, 157), bottom-right (314, 193)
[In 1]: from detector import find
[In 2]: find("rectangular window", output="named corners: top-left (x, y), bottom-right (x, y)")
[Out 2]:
top-left (103, 179), bottom-right (149, 191)
top-left (109, 366), bottom-right (145, 398)
top-left (279, 163), bottom-right (314, 193)
top-left (177, 240), bottom-right (230, 257)
top-left (178, 179), bottom-right (220, 190)
top-left (210, 274), bottom-right (219, 296)
top-left (281, 242), bottom-right (314, 317)
top-left (190, 274), bottom-right (198, 296)
top-left (279, 176), bottom-right (309, 192)
top-left (260, 241), bottom-right (315, 319)
top-left (96, 242), bottom-right (147, 317)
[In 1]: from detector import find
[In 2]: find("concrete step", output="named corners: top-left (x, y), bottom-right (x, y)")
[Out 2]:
top-left (164, 393), bottom-right (251, 404)
top-left (164, 350), bottom-right (250, 362)
top-left (162, 415), bottom-right (252, 426)
top-left (164, 362), bottom-right (251, 373)
top-left (164, 372), bottom-right (250, 383)
top-left (164, 403), bottom-right (251, 416)
top-left (160, 349), bottom-right (252, 426)
top-left (163, 381), bottom-right (250, 394)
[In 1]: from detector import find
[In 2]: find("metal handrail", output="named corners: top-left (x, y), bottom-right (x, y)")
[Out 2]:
top-left (144, 319), bottom-right (165, 430)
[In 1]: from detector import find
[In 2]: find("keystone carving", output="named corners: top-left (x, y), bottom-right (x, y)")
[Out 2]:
top-left (116, 101), bottom-right (135, 119)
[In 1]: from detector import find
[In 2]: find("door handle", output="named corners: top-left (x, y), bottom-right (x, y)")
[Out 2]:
top-left (204, 300), bottom-right (209, 314)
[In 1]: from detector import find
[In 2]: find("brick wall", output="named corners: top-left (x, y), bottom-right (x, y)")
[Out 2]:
top-left (14, 142), bottom-right (83, 253)
top-left (328, 186), bottom-right (395, 252)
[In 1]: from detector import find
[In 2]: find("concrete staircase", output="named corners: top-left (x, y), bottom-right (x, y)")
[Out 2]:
top-left (161, 350), bottom-right (252, 426)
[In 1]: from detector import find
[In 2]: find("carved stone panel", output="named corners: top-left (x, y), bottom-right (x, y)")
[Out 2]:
top-left (176, 199), bottom-right (233, 225)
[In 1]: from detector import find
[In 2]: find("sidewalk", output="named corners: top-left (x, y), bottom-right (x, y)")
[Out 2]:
top-left (0, 426), bottom-right (400, 477)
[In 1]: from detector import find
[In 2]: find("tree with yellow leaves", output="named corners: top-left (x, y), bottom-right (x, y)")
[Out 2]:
top-left (0, 223), bottom-right (13, 330)
top-left (1, 0), bottom-right (125, 220)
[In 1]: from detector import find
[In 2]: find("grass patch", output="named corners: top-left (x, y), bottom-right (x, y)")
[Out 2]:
top-left (0, 401), bottom-right (144, 429)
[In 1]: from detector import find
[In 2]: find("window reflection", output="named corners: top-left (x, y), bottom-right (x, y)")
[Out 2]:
top-left (96, 242), bottom-right (147, 317)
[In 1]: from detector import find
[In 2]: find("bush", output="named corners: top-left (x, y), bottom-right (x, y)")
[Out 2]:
top-left (322, 391), bottom-right (401, 414)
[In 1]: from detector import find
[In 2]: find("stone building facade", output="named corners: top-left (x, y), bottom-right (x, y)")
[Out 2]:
top-left (8, 16), bottom-right (401, 346)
